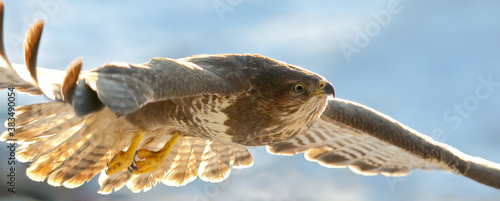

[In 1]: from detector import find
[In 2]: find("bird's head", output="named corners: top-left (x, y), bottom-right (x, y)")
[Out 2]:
top-left (245, 56), bottom-right (334, 142)
top-left (249, 57), bottom-right (335, 107)
top-left (223, 54), bottom-right (335, 145)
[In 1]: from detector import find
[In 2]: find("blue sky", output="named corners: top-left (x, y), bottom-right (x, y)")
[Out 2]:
top-left (1, 1), bottom-right (500, 200)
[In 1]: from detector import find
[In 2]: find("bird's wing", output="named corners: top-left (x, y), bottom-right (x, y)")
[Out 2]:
top-left (0, 3), bottom-right (64, 97)
top-left (268, 98), bottom-right (500, 189)
top-left (0, 1), bottom-right (262, 115)
top-left (83, 54), bottom-right (264, 115)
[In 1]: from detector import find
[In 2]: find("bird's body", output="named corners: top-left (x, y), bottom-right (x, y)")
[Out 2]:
top-left (117, 55), bottom-right (331, 146)
top-left (1, 1), bottom-right (500, 194)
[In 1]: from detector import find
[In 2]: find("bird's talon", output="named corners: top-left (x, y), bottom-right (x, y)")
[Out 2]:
top-left (106, 150), bottom-right (134, 175)
top-left (106, 130), bottom-right (146, 175)
top-left (131, 134), bottom-right (180, 174)
top-left (131, 149), bottom-right (162, 174)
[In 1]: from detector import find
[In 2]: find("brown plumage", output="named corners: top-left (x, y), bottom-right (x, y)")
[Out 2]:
top-left (1, 1), bottom-right (500, 194)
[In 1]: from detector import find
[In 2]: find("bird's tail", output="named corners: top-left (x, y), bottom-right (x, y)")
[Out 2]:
top-left (0, 101), bottom-right (255, 192)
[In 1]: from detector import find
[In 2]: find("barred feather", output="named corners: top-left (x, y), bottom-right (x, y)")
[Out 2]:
top-left (230, 145), bottom-right (254, 169)
top-left (162, 137), bottom-right (207, 186)
top-left (2, 98), bottom-right (255, 195)
top-left (98, 170), bottom-right (133, 194)
top-left (0, 101), bottom-right (135, 190)
top-left (198, 141), bottom-right (232, 182)
top-left (16, 117), bottom-right (84, 163)
top-left (268, 117), bottom-right (442, 177)
top-left (25, 126), bottom-right (87, 182)
top-left (97, 135), bottom-right (253, 194)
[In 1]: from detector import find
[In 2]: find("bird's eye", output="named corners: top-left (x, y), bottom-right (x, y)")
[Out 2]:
top-left (293, 83), bottom-right (306, 93)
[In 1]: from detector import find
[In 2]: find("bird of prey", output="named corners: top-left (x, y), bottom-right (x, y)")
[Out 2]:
top-left (0, 2), bottom-right (499, 194)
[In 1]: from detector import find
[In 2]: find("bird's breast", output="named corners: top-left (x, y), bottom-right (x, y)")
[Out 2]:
top-left (126, 94), bottom-right (328, 146)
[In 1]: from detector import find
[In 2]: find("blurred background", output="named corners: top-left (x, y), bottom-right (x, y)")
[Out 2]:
top-left (1, 1), bottom-right (500, 200)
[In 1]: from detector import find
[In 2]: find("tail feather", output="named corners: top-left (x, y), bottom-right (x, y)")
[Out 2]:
top-left (38, 108), bottom-right (131, 188)
top-left (4, 101), bottom-right (256, 194)
top-left (199, 142), bottom-right (232, 182)
top-left (98, 170), bottom-right (133, 194)
top-left (23, 112), bottom-right (126, 187)
top-left (1, 100), bottom-right (254, 194)
top-left (162, 137), bottom-right (207, 186)
top-left (8, 103), bottom-right (124, 188)
top-left (19, 115), bottom-right (83, 145)
top-left (46, 132), bottom-right (95, 186)
top-left (13, 111), bottom-right (74, 142)
top-left (26, 127), bottom-right (85, 182)
top-left (0, 102), bottom-right (70, 142)
top-left (62, 149), bottom-right (113, 188)
top-left (19, 101), bottom-right (69, 117)
top-left (48, 140), bottom-right (110, 188)
top-left (16, 121), bottom-right (83, 163)
top-left (15, 102), bottom-right (70, 124)
top-left (0, 102), bottom-right (85, 163)
top-left (229, 146), bottom-right (254, 169)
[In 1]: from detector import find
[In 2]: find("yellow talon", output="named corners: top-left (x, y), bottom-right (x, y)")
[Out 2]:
top-left (132, 133), bottom-right (180, 174)
top-left (106, 129), bottom-right (145, 175)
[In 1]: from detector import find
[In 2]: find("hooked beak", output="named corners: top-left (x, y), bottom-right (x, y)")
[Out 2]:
top-left (315, 80), bottom-right (335, 97)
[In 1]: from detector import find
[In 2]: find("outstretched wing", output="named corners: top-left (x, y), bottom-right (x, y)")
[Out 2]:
top-left (268, 98), bottom-right (500, 189)
top-left (0, 1), bottom-right (277, 116)
top-left (83, 54), bottom-right (274, 115)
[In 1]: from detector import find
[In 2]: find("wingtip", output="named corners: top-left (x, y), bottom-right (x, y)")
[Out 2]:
top-left (461, 156), bottom-right (500, 189)
top-left (0, 2), bottom-right (4, 21)
top-left (24, 19), bottom-right (45, 84)
top-left (0, 1), bottom-right (4, 27)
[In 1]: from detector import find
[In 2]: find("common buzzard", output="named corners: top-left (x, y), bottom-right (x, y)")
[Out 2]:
top-left (0, 2), bottom-right (499, 194)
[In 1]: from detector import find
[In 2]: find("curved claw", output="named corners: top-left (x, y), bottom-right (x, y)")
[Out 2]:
top-left (130, 149), bottom-right (161, 174)
top-left (106, 130), bottom-right (146, 175)
top-left (106, 150), bottom-right (134, 175)
top-left (129, 134), bottom-right (180, 174)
